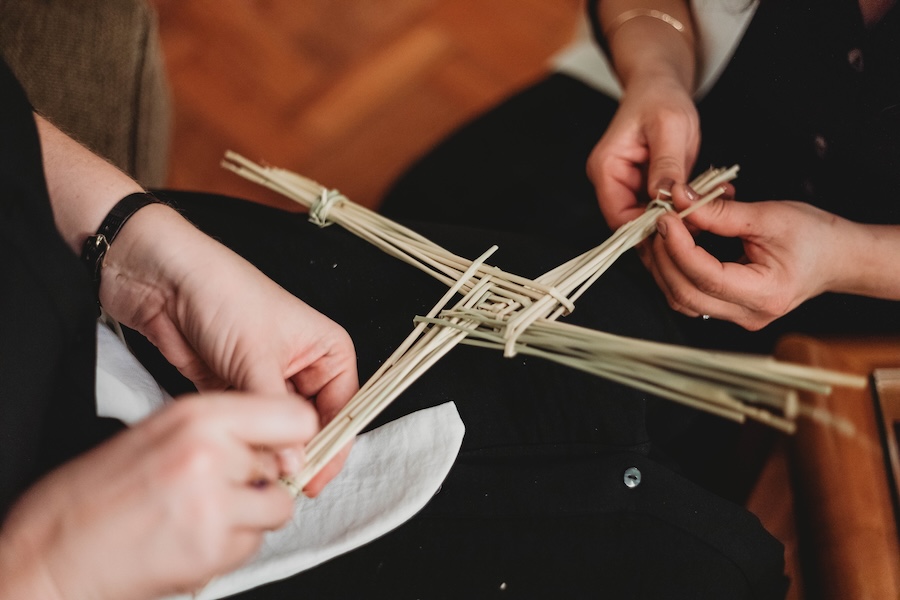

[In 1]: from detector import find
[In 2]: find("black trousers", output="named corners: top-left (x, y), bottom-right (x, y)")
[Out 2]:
top-left (127, 191), bottom-right (787, 599)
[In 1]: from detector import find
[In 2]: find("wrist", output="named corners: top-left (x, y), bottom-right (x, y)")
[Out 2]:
top-left (620, 62), bottom-right (694, 97)
top-left (617, 48), bottom-right (695, 95)
top-left (0, 529), bottom-right (65, 600)
top-left (600, 2), bottom-right (696, 94)
top-left (97, 203), bottom-right (191, 319)
top-left (831, 222), bottom-right (900, 299)
top-left (81, 192), bottom-right (167, 303)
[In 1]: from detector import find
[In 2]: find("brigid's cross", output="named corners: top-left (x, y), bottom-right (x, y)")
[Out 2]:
top-left (223, 153), bottom-right (863, 494)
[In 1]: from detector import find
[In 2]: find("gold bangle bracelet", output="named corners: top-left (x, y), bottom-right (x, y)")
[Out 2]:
top-left (603, 8), bottom-right (691, 43)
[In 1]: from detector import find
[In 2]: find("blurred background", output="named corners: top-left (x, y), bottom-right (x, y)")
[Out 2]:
top-left (150, 0), bottom-right (581, 210)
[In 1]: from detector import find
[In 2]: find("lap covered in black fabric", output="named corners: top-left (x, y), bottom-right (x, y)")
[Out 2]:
top-left (127, 191), bottom-right (786, 599)
top-left (236, 452), bottom-right (786, 600)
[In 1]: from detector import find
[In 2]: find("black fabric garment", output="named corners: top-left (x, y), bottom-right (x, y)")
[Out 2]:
top-left (127, 192), bottom-right (788, 599)
top-left (243, 451), bottom-right (784, 600)
top-left (0, 55), bottom-right (122, 521)
top-left (381, 0), bottom-right (900, 354)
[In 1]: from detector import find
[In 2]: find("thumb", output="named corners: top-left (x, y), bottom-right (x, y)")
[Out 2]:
top-left (646, 135), bottom-right (692, 200)
top-left (678, 192), bottom-right (760, 239)
top-left (241, 363), bottom-right (293, 395)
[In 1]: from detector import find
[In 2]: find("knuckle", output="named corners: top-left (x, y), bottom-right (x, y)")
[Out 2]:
top-left (174, 440), bottom-right (220, 482)
top-left (586, 149), bottom-right (612, 181)
top-left (705, 197), bottom-right (733, 221)
top-left (693, 275), bottom-right (724, 298)
top-left (652, 105), bottom-right (696, 131)
top-left (336, 328), bottom-right (355, 354)
top-left (652, 154), bottom-right (682, 175)
top-left (167, 396), bottom-right (212, 428)
top-left (666, 286), bottom-right (694, 313)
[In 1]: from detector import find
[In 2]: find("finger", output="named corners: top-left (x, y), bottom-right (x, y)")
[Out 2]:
top-left (296, 368), bottom-right (357, 490)
top-left (245, 447), bottom-right (282, 487)
top-left (302, 441), bottom-right (352, 498)
top-left (230, 484), bottom-right (295, 532)
top-left (590, 154), bottom-right (649, 230)
top-left (667, 182), bottom-right (733, 236)
top-left (274, 447), bottom-right (304, 478)
top-left (652, 216), bottom-right (754, 321)
top-left (638, 238), bottom-right (709, 319)
top-left (649, 231), bottom-right (707, 317)
top-left (241, 363), bottom-right (293, 395)
top-left (145, 320), bottom-right (229, 391)
top-left (290, 366), bottom-right (358, 496)
top-left (671, 182), bottom-right (735, 209)
top-left (671, 187), bottom-right (762, 240)
top-left (646, 118), bottom-right (696, 199)
top-left (656, 215), bottom-right (767, 316)
top-left (306, 368), bottom-right (359, 425)
top-left (211, 394), bottom-right (322, 448)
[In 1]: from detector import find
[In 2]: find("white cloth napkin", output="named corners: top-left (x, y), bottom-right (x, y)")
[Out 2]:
top-left (95, 322), bottom-right (170, 423)
top-left (94, 322), bottom-right (466, 600)
top-left (174, 402), bottom-right (464, 599)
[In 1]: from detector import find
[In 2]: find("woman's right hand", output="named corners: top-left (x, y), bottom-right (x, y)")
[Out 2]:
top-left (0, 393), bottom-right (320, 600)
top-left (587, 71), bottom-right (700, 231)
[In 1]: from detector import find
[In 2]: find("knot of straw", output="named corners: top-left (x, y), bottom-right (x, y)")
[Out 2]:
top-left (309, 188), bottom-right (346, 227)
top-left (647, 197), bottom-right (675, 212)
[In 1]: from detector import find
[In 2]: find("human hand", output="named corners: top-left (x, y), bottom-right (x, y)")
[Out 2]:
top-left (0, 394), bottom-right (318, 600)
top-left (649, 185), bottom-right (852, 329)
top-left (587, 72), bottom-right (700, 231)
top-left (99, 205), bottom-right (357, 494)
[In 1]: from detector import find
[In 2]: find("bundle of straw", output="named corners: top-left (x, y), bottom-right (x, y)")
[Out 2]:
top-left (222, 153), bottom-right (864, 495)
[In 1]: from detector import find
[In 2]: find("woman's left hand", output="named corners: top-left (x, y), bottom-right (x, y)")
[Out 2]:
top-left (98, 204), bottom-right (358, 494)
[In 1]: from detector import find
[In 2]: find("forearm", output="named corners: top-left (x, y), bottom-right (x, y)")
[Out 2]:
top-left (831, 221), bottom-right (900, 300)
top-left (0, 533), bottom-right (63, 600)
top-left (594, 0), bottom-right (696, 92)
top-left (36, 114), bottom-right (144, 254)
top-left (35, 112), bottom-right (192, 320)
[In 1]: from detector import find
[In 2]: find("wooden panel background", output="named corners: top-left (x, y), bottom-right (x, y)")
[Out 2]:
top-left (150, 0), bottom-right (581, 210)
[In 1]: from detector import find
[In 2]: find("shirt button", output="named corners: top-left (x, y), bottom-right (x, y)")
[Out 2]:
top-left (814, 134), bottom-right (828, 159)
top-left (848, 48), bottom-right (864, 72)
top-left (623, 466), bottom-right (642, 488)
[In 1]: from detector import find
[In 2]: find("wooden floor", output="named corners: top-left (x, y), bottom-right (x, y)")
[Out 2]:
top-left (149, 0), bottom-right (581, 210)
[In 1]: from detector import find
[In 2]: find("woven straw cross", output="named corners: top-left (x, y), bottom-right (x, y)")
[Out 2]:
top-left (222, 153), bottom-right (863, 495)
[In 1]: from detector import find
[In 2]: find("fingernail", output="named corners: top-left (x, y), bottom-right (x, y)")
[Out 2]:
top-left (656, 220), bottom-right (668, 239)
top-left (684, 185), bottom-right (700, 202)
top-left (656, 178), bottom-right (675, 198)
